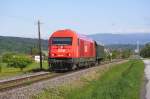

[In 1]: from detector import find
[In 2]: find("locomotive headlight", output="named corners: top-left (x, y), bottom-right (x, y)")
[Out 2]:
top-left (52, 53), bottom-right (55, 56)
top-left (69, 53), bottom-right (71, 56)
top-left (67, 53), bottom-right (71, 56)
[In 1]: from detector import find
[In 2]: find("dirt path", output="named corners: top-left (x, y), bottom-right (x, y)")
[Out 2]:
top-left (143, 59), bottom-right (150, 99)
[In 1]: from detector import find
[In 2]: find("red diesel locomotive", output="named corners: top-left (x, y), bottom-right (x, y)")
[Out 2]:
top-left (48, 29), bottom-right (104, 71)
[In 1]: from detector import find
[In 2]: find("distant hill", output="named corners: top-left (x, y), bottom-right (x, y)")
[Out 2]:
top-left (0, 33), bottom-right (150, 54)
top-left (0, 36), bottom-right (48, 54)
top-left (105, 44), bottom-right (144, 51)
top-left (88, 33), bottom-right (150, 44)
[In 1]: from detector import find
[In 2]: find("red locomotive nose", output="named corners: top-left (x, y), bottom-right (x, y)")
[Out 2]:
top-left (50, 45), bottom-right (72, 58)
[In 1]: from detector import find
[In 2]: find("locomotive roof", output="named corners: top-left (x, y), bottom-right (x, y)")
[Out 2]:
top-left (51, 29), bottom-right (94, 42)
top-left (76, 33), bottom-right (94, 42)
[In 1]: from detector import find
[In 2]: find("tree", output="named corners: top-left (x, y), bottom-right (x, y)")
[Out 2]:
top-left (2, 53), bottom-right (33, 71)
top-left (30, 47), bottom-right (39, 55)
top-left (2, 53), bottom-right (15, 63)
top-left (0, 56), bottom-right (2, 73)
top-left (121, 49), bottom-right (131, 58)
top-left (140, 43), bottom-right (150, 58)
top-left (111, 50), bottom-right (121, 59)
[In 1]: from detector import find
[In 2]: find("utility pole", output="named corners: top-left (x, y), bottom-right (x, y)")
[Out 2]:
top-left (137, 41), bottom-right (139, 53)
top-left (38, 20), bottom-right (42, 70)
top-left (137, 41), bottom-right (139, 55)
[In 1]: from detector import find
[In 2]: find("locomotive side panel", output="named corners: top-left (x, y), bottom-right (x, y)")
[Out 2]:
top-left (75, 38), bottom-right (96, 67)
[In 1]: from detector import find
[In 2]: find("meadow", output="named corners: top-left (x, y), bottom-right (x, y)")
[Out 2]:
top-left (0, 61), bottom-right (48, 79)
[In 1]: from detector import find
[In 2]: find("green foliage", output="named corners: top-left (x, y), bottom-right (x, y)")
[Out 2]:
top-left (64, 60), bottom-right (144, 99)
top-left (31, 47), bottom-right (39, 55)
top-left (111, 49), bottom-right (132, 59)
top-left (112, 50), bottom-right (121, 59)
top-left (2, 53), bottom-right (33, 71)
top-left (2, 53), bottom-right (15, 63)
top-left (0, 61), bottom-right (48, 79)
top-left (140, 43), bottom-right (150, 58)
top-left (0, 56), bottom-right (2, 73)
top-left (106, 44), bottom-right (144, 50)
top-left (0, 36), bottom-right (47, 54)
top-left (121, 49), bottom-right (132, 58)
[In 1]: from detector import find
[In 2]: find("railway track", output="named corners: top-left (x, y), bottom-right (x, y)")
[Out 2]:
top-left (0, 59), bottom-right (123, 92)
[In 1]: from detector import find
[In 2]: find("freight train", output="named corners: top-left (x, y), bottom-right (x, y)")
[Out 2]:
top-left (48, 29), bottom-right (104, 71)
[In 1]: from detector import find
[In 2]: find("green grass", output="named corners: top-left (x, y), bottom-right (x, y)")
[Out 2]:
top-left (34, 60), bottom-right (144, 99)
top-left (0, 61), bottom-right (48, 79)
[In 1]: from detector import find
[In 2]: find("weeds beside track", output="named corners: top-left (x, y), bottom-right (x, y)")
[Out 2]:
top-left (66, 60), bottom-right (144, 99)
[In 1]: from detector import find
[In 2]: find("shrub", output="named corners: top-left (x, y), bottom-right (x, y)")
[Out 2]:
top-left (2, 53), bottom-right (33, 71)
top-left (121, 49), bottom-right (131, 58)
top-left (140, 43), bottom-right (150, 58)
top-left (0, 56), bottom-right (2, 72)
top-left (112, 50), bottom-right (121, 59)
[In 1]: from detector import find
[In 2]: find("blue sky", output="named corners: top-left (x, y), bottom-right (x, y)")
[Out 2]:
top-left (0, 0), bottom-right (150, 39)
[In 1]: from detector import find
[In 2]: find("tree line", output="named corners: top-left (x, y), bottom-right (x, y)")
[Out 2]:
top-left (140, 43), bottom-right (150, 58)
top-left (0, 36), bottom-right (48, 55)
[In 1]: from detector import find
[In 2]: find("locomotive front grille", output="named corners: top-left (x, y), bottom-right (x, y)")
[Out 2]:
top-left (49, 58), bottom-right (74, 70)
top-left (48, 58), bottom-right (73, 63)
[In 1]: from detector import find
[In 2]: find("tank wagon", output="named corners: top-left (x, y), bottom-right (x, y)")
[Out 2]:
top-left (48, 29), bottom-right (104, 71)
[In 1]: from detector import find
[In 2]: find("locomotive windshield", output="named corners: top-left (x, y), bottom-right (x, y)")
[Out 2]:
top-left (52, 37), bottom-right (72, 45)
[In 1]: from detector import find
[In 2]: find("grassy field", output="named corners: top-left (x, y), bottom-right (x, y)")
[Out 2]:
top-left (34, 60), bottom-right (144, 99)
top-left (0, 61), bottom-right (48, 79)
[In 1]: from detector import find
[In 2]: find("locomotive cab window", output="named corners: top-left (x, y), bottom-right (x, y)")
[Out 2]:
top-left (78, 39), bottom-right (80, 45)
top-left (52, 37), bottom-right (72, 45)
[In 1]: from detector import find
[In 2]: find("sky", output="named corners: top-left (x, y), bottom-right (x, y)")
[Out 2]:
top-left (0, 0), bottom-right (150, 39)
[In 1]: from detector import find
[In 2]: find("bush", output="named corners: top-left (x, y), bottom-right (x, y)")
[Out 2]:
top-left (110, 49), bottom-right (132, 59)
top-left (121, 49), bottom-right (131, 58)
top-left (140, 43), bottom-right (150, 58)
top-left (112, 50), bottom-right (121, 59)
top-left (2, 53), bottom-right (33, 71)
top-left (0, 56), bottom-right (2, 72)
top-left (2, 53), bottom-right (14, 63)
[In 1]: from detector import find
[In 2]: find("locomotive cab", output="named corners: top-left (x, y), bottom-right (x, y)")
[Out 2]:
top-left (48, 29), bottom-right (79, 71)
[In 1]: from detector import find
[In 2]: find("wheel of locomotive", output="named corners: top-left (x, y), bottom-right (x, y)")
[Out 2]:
top-left (95, 61), bottom-right (99, 66)
top-left (90, 62), bottom-right (94, 67)
top-left (48, 63), bottom-right (53, 72)
top-left (88, 62), bottom-right (91, 68)
top-left (49, 63), bottom-right (54, 72)
top-left (71, 64), bottom-right (77, 71)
